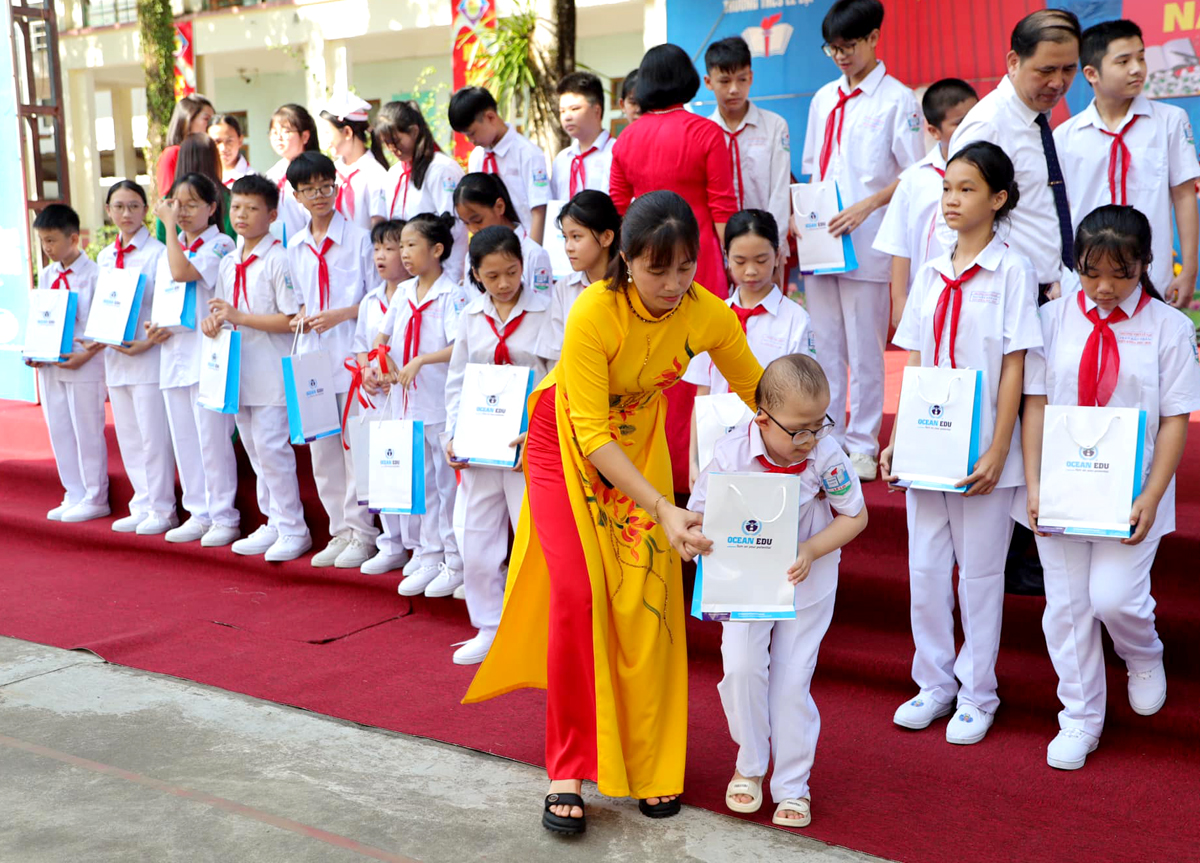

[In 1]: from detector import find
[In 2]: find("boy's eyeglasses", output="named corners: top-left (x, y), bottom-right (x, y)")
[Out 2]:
top-left (298, 184), bottom-right (337, 201)
top-left (758, 408), bottom-right (837, 447)
top-left (821, 39), bottom-right (861, 58)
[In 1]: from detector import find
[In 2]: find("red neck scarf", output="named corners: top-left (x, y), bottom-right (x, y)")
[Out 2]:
top-left (49, 268), bottom-right (72, 291)
top-left (115, 238), bottom-right (136, 269)
top-left (1077, 288), bottom-right (1152, 407)
top-left (403, 295), bottom-right (436, 367)
top-left (569, 146), bottom-right (598, 198)
top-left (233, 253), bottom-right (259, 313)
top-left (818, 87), bottom-right (862, 181)
top-left (335, 169), bottom-right (360, 220)
top-left (1098, 114), bottom-right (1140, 206)
top-left (481, 151), bottom-right (499, 175)
top-left (731, 302), bottom-right (768, 333)
top-left (932, 264), bottom-right (982, 368)
top-left (487, 312), bottom-right (525, 365)
top-left (276, 175), bottom-right (288, 192)
top-left (726, 125), bottom-right (748, 209)
top-left (390, 163), bottom-right (412, 217)
top-left (306, 236), bottom-right (334, 311)
top-left (756, 454), bottom-right (808, 474)
top-left (184, 236), bottom-right (205, 254)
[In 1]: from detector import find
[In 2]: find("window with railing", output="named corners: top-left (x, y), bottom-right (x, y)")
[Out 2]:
top-left (84, 0), bottom-right (138, 27)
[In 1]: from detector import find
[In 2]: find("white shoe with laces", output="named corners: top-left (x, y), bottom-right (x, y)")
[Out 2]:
top-left (945, 704), bottom-right (994, 745)
top-left (61, 502), bottom-right (111, 523)
top-left (112, 513), bottom-right (147, 533)
top-left (232, 525), bottom-right (279, 556)
top-left (165, 517), bottom-right (211, 543)
top-left (265, 534), bottom-right (313, 562)
top-left (137, 513), bottom-right (179, 535)
top-left (334, 537), bottom-right (374, 569)
top-left (403, 554), bottom-right (421, 577)
top-left (1128, 663), bottom-right (1167, 715)
top-left (424, 562), bottom-right (464, 598)
top-left (47, 502), bottom-right (72, 521)
top-left (360, 550), bottom-right (411, 575)
top-left (201, 523), bottom-right (241, 548)
top-left (848, 452), bottom-right (878, 482)
top-left (398, 563), bottom-right (441, 597)
top-left (311, 537), bottom-right (350, 568)
top-left (452, 630), bottom-right (495, 665)
top-left (1047, 728), bottom-right (1099, 770)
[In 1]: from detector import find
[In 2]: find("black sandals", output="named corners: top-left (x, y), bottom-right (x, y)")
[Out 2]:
top-left (543, 793), bottom-right (586, 834)
top-left (638, 797), bottom-right (682, 818)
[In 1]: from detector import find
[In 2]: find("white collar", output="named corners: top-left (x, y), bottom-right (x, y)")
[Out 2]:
top-left (933, 232), bottom-right (1008, 279)
top-left (710, 101), bottom-right (763, 134)
top-left (728, 285), bottom-right (783, 314)
top-left (840, 61), bottom-right (887, 96)
top-left (569, 129), bottom-right (611, 155)
top-left (403, 273), bottom-right (455, 306)
top-left (1082, 286), bottom-right (1144, 318)
top-left (120, 226), bottom-right (151, 250)
top-left (1077, 94), bottom-right (1153, 134)
top-left (747, 420), bottom-right (809, 470)
top-left (488, 123), bottom-right (518, 156)
top-left (917, 144), bottom-right (948, 172)
top-left (997, 75), bottom-right (1043, 128)
top-left (467, 285), bottom-right (551, 318)
top-left (294, 211), bottom-right (347, 250)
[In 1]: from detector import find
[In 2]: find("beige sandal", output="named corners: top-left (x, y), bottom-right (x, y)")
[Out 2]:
top-left (772, 797), bottom-right (811, 827)
top-left (724, 776), bottom-right (763, 814)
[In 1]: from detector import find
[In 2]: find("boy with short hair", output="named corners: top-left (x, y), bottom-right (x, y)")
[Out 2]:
top-left (1054, 19), bottom-right (1200, 306)
top-left (874, 78), bottom-right (978, 327)
top-left (800, 0), bottom-right (924, 481)
top-left (28, 204), bottom-right (109, 522)
top-left (449, 86), bottom-right (549, 244)
top-left (202, 174), bottom-right (311, 561)
top-left (619, 70), bottom-right (641, 124)
top-left (285, 151), bottom-right (379, 568)
top-left (689, 354), bottom-right (867, 828)
top-left (551, 72), bottom-right (615, 200)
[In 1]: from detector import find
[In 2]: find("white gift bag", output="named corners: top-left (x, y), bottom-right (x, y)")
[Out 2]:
top-left (22, 290), bottom-right (77, 363)
top-left (452, 363), bottom-right (535, 469)
top-left (348, 411), bottom-right (374, 505)
top-left (281, 323), bottom-right (342, 444)
top-left (83, 270), bottom-right (145, 346)
top-left (368, 417), bottom-right (426, 515)
top-left (892, 366), bottom-right (983, 492)
top-left (197, 327), bottom-right (242, 414)
top-left (695, 393), bottom-right (754, 472)
top-left (1038, 405), bottom-right (1146, 539)
top-left (150, 277), bottom-right (196, 333)
top-left (691, 472), bottom-right (801, 621)
top-left (790, 181), bottom-right (859, 274)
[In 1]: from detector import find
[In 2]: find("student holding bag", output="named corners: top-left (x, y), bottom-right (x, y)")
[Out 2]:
top-left (1022, 205), bottom-right (1200, 770)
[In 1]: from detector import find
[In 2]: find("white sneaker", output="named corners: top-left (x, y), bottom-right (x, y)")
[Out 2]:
top-left (201, 523), bottom-right (241, 548)
top-left (112, 513), bottom-right (147, 533)
top-left (452, 583), bottom-right (466, 600)
top-left (453, 630), bottom-right (496, 665)
top-left (360, 550), bottom-right (410, 575)
top-left (403, 554), bottom-right (421, 577)
top-left (60, 502), bottom-right (111, 523)
top-left (1047, 728), bottom-right (1099, 770)
top-left (425, 562), bottom-right (464, 598)
top-left (165, 517), bottom-right (211, 543)
top-left (849, 452), bottom-right (878, 482)
top-left (1128, 663), bottom-right (1167, 715)
top-left (893, 692), bottom-right (955, 730)
top-left (136, 513), bottom-right (179, 535)
top-left (334, 537), bottom-right (374, 569)
top-left (311, 537), bottom-right (350, 568)
top-left (265, 534), bottom-right (313, 563)
top-left (231, 525), bottom-right (279, 556)
top-left (47, 502), bottom-right (72, 521)
top-left (398, 564), bottom-right (441, 597)
top-left (945, 704), bottom-right (994, 745)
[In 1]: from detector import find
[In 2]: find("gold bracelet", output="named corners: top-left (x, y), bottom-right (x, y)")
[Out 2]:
top-left (652, 494), bottom-right (668, 521)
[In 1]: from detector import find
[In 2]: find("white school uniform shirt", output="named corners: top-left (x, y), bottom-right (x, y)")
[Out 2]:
top-left (689, 425), bottom-right (865, 610)
top-left (38, 254), bottom-right (104, 383)
top-left (350, 282), bottom-right (395, 356)
top-left (684, 286), bottom-right (816, 394)
top-left (445, 287), bottom-right (551, 432)
top-left (1054, 95), bottom-right (1199, 293)
top-left (893, 234), bottom-right (1043, 488)
top-left (1024, 288), bottom-right (1200, 541)
top-left (550, 130), bottom-right (615, 200)
top-left (215, 237), bottom-right (298, 406)
top-left (467, 124), bottom-right (550, 229)
top-left (264, 157), bottom-right (311, 248)
top-left (377, 273), bottom-right (460, 424)
top-left (873, 145), bottom-right (955, 289)
top-left (456, 223), bottom-right (553, 316)
top-left (286, 211), bottom-right (374, 394)
top-left (157, 225), bottom-right (237, 388)
top-left (535, 269), bottom-right (589, 362)
top-left (96, 227), bottom-right (166, 386)
top-left (709, 102), bottom-right (793, 239)
top-left (801, 61), bottom-right (924, 283)
top-left (221, 154), bottom-right (255, 190)
top-left (373, 152), bottom-right (468, 284)
top-left (334, 152), bottom-right (388, 233)
top-left (950, 75), bottom-right (1066, 286)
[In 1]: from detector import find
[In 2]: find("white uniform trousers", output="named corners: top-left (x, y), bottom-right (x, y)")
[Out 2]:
top-left (1036, 534), bottom-right (1163, 738)
top-left (109, 382), bottom-right (175, 517)
top-left (309, 391), bottom-right (378, 544)
top-left (236, 405), bottom-right (308, 538)
top-left (39, 373), bottom-right (108, 507)
top-left (718, 589), bottom-right (837, 802)
top-left (804, 274), bottom-right (889, 456)
top-left (905, 486), bottom-right (1016, 714)
top-left (458, 467), bottom-right (523, 633)
top-left (161, 384), bottom-right (239, 526)
top-left (399, 421), bottom-right (460, 570)
top-left (377, 514), bottom-right (407, 556)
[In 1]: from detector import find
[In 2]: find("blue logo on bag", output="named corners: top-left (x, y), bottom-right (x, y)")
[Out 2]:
top-left (929, 404), bottom-right (943, 418)
top-left (304, 377), bottom-right (325, 398)
top-left (803, 210), bottom-right (828, 231)
top-left (1066, 444), bottom-right (1109, 472)
top-left (1080, 445), bottom-right (1097, 460)
top-left (385, 447), bottom-right (394, 458)
top-left (309, 378), bottom-right (317, 388)
top-left (919, 404), bottom-right (952, 429)
top-left (487, 395), bottom-right (498, 406)
top-left (101, 289), bottom-right (122, 307)
top-left (727, 518), bottom-right (772, 548)
top-left (742, 519), bottom-right (761, 535)
top-left (476, 393), bottom-right (507, 416)
top-left (379, 446), bottom-right (401, 467)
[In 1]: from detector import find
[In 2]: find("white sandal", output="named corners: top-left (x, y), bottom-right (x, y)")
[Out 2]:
top-left (724, 776), bottom-right (763, 814)
top-left (772, 797), bottom-right (811, 827)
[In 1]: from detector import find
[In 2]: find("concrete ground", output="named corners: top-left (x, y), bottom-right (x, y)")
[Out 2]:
top-left (0, 637), bottom-right (890, 863)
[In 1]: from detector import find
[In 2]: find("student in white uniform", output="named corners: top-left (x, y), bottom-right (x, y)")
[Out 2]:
top-left (550, 72), bottom-right (614, 201)
top-left (800, 0), bottom-right (925, 481)
top-left (450, 86), bottom-right (550, 244)
top-left (874, 79), bottom-right (978, 327)
top-left (201, 174), bottom-right (312, 562)
top-left (1022, 205), bottom-right (1200, 770)
top-left (320, 93), bottom-right (390, 234)
top-left (96, 181), bottom-right (175, 534)
top-left (27, 204), bottom-right (109, 522)
top-left (689, 355), bottom-right (868, 828)
top-left (444, 226), bottom-right (551, 664)
top-left (686, 210), bottom-right (816, 488)
top-left (148, 173), bottom-right (241, 546)
top-left (1054, 20), bottom-right (1200, 306)
top-left (535, 190), bottom-right (620, 364)
top-left (264, 104), bottom-right (320, 247)
top-left (881, 142), bottom-right (1043, 743)
top-left (371, 101), bottom-right (467, 283)
top-left (286, 151), bottom-right (379, 569)
top-left (374, 213), bottom-right (462, 598)
top-left (208, 114), bottom-right (255, 190)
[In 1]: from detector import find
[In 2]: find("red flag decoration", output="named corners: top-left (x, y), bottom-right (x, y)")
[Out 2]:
top-left (174, 21), bottom-right (196, 100)
top-left (450, 0), bottom-right (497, 160)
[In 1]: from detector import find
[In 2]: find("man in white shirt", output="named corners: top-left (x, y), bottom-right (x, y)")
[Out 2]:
top-left (551, 72), bottom-right (614, 201)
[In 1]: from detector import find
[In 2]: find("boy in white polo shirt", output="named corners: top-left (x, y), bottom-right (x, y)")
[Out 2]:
top-left (551, 72), bottom-right (614, 201)
top-left (1054, 19), bottom-right (1200, 307)
top-left (449, 86), bottom-right (549, 245)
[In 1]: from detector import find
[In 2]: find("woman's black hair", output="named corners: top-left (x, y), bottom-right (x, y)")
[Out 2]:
top-left (557, 190), bottom-right (621, 262)
top-left (453, 172), bottom-right (520, 226)
top-left (725, 209), bottom-right (779, 253)
top-left (946, 141), bottom-right (1021, 222)
top-left (167, 172), bottom-right (222, 228)
top-left (374, 101), bottom-right (440, 189)
top-left (105, 179), bottom-right (147, 207)
top-left (319, 108), bottom-right (388, 168)
top-left (270, 104), bottom-right (321, 153)
top-left (635, 44), bottom-right (700, 111)
top-left (207, 113), bottom-right (243, 137)
top-left (606, 189), bottom-right (700, 293)
top-left (1074, 205), bottom-right (1164, 302)
top-left (404, 211), bottom-right (457, 263)
top-left (468, 225), bottom-right (523, 292)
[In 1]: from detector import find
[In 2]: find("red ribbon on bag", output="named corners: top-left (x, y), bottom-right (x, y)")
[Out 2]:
top-left (368, 343), bottom-right (391, 375)
top-left (342, 358), bottom-right (376, 450)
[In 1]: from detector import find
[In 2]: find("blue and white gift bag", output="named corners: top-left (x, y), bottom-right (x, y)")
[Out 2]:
top-left (84, 270), bottom-right (145, 346)
top-left (452, 363), bottom-right (535, 469)
top-left (22, 290), bottom-right (77, 363)
top-left (790, 181), bottom-right (859, 275)
top-left (150, 277), bottom-right (196, 332)
top-left (892, 366), bottom-right (982, 492)
top-left (281, 324), bottom-right (341, 444)
top-left (197, 327), bottom-right (242, 414)
top-left (368, 418), bottom-right (426, 515)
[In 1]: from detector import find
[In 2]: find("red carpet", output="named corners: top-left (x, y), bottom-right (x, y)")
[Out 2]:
top-left (2, 355), bottom-right (1198, 863)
